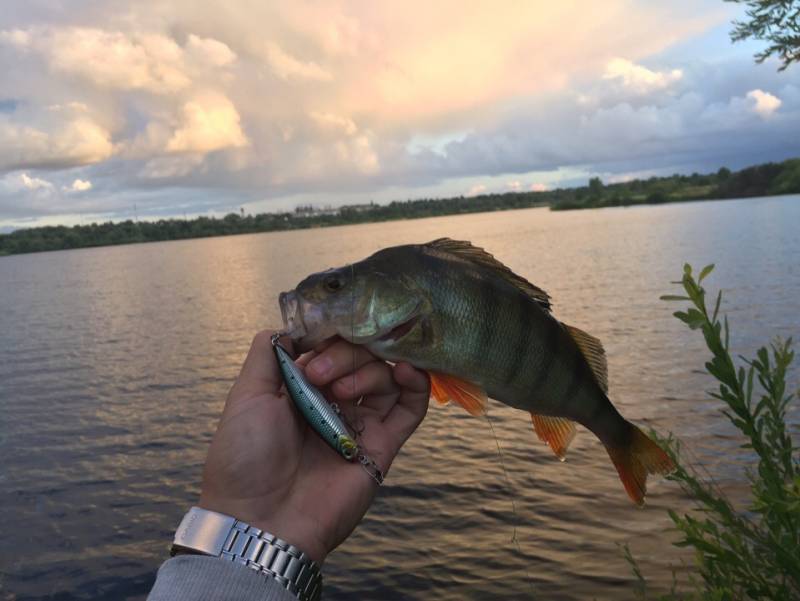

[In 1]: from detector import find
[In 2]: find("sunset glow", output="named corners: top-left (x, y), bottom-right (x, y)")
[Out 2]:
top-left (0, 1), bottom-right (798, 228)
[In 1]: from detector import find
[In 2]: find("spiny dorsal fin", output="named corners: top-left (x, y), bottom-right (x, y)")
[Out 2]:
top-left (530, 414), bottom-right (577, 461)
top-left (425, 238), bottom-right (551, 312)
top-left (563, 323), bottom-right (608, 392)
top-left (428, 371), bottom-right (488, 416)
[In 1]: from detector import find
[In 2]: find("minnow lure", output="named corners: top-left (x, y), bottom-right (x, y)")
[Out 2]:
top-left (272, 333), bottom-right (358, 460)
top-left (271, 333), bottom-right (384, 484)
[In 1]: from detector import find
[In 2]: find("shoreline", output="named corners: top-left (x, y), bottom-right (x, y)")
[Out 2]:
top-left (2, 157), bottom-right (799, 256)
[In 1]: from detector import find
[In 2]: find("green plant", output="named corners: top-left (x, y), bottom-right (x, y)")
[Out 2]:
top-left (626, 263), bottom-right (799, 600)
top-left (726, 0), bottom-right (800, 71)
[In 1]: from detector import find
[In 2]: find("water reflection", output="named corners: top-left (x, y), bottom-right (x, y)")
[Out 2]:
top-left (0, 196), bottom-right (798, 600)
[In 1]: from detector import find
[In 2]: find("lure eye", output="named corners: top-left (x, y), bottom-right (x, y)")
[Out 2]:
top-left (339, 437), bottom-right (358, 461)
top-left (323, 273), bottom-right (345, 293)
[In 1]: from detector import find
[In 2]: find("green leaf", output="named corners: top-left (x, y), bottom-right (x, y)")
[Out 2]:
top-left (698, 264), bottom-right (715, 283)
top-left (685, 308), bottom-right (706, 330)
top-left (661, 294), bottom-right (691, 301)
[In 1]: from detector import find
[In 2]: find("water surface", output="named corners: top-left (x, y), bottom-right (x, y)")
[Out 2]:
top-left (1, 196), bottom-right (798, 600)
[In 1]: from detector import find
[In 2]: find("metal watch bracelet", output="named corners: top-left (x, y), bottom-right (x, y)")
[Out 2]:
top-left (171, 506), bottom-right (322, 601)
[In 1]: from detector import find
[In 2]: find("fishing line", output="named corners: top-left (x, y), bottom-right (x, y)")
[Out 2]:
top-left (349, 262), bottom-right (365, 435)
top-left (484, 412), bottom-right (537, 596)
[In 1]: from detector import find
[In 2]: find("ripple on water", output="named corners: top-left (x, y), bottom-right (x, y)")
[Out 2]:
top-left (1, 197), bottom-right (798, 600)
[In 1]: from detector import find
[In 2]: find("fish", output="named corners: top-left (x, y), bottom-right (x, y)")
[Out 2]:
top-left (279, 238), bottom-right (674, 504)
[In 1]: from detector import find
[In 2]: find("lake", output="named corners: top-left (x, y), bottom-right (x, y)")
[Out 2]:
top-left (1, 196), bottom-right (798, 600)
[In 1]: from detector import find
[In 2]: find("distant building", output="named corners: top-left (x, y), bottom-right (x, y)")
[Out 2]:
top-left (293, 204), bottom-right (341, 218)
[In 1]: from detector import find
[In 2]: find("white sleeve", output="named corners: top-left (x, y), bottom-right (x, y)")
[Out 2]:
top-left (147, 556), bottom-right (302, 601)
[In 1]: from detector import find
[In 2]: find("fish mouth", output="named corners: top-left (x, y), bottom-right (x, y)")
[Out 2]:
top-left (279, 290), bottom-right (307, 340)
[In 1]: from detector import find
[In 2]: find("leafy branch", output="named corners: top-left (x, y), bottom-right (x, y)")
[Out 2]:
top-left (627, 264), bottom-right (799, 600)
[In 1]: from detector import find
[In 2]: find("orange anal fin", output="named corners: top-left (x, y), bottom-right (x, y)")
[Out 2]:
top-left (605, 423), bottom-right (676, 506)
top-left (428, 372), bottom-right (488, 416)
top-left (530, 414), bottom-right (577, 461)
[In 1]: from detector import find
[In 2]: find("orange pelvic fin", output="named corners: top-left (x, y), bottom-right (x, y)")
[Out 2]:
top-left (429, 374), bottom-right (451, 406)
top-left (428, 372), bottom-right (488, 416)
top-left (605, 423), bottom-right (675, 506)
top-left (530, 414), bottom-right (577, 461)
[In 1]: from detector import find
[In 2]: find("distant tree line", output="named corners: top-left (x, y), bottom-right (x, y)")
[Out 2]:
top-left (1, 158), bottom-right (798, 256)
top-left (550, 158), bottom-right (800, 210)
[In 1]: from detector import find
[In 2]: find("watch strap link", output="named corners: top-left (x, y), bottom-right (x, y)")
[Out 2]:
top-left (172, 507), bottom-right (321, 601)
top-left (221, 520), bottom-right (322, 601)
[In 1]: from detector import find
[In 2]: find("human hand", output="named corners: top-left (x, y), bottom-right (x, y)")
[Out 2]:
top-left (199, 330), bottom-right (429, 563)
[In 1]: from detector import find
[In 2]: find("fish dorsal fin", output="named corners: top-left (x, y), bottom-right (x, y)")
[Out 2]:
top-left (530, 414), bottom-right (577, 461)
top-left (563, 323), bottom-right (608, 392)
top-left (428, 371), bottom-right (488, 416)
top-left (425, 238), bottom-right (551, 312)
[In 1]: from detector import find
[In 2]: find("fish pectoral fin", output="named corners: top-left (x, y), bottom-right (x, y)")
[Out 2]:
top-left (530, 414), bottom-right (577, 461)
top-left (428, 371), bottom-right (488, 416)
top-left (563, 323), bottom-right (608, 393)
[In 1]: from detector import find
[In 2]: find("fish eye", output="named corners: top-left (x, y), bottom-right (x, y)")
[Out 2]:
top-left (323, 273), bottom-right (345, 292)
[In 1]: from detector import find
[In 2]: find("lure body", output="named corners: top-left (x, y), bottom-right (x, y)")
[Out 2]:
top-left (272, 337), bottom-right (358, 461)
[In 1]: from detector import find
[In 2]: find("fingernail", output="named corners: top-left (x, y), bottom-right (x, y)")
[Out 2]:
top-left (308, 355), bottom-right (333, 377)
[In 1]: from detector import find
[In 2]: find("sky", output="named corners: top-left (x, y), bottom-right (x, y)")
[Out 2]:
top-left (1, 0), bottom-right (798, 229)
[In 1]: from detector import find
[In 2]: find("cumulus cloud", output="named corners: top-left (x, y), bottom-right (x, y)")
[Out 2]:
top-left (467, 184), bottom-right (487, 196)
top-left (5, 27), bottom-right (189, 92)
top-left (2, 27), bottom-right (237, 94)
top-left (604, 58), bottom-right (683, 93)
top-left (186, 34), bottom-right (236, 67)
top-left (166, 93), bottom-right (248, 153)
top-left (310, 111), bottom-right (358, 136)
top-left (0, 116), bottom-right (113, 170)
top-left (263, 42), bottom-right (332, 81)
top-left (64, 178), bottom-right (92, 192)
top-left (1, 0), bottom-right (797, 227)
top-left (747, 89), bottom-right (782, 118)
top-left (19, 173), bottom-right (53, 191)
top-left (530, 183), bottom-right (548, 192)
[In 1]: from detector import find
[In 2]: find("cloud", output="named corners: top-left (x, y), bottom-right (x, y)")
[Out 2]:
top-left (747, 89), bottom-right (781, 118)
top-left (604, 58), bottom-right (683, 93)
top-left (19, 173), bottom-right (53, 191)
top-left (1, 26), bottom-right (237, 95)
top-left (263, 42), bottom-right (332, 81)
top-left (0, 116), bottom-right (113, 170)
top-left (2, 0), bottom-right (795, 227)
top-left (166, 92), bottom-right (248, 153)
top-left (5, 27), bottom-right (190, 93)
top-left (530, 183), bottom-right (548, 192)
top-left (467, 184), bottom-right (487, 196)
top-left (507, 180), bottom-right (522, 191)
top-left (186, 34), bottom-right (236, 67)
top-left (310, 111), bottom-right (358, 136)
top-left (64, 178), bottom-right (92, 192)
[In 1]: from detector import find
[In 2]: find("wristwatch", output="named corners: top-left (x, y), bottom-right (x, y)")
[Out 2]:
top-left (171, 506), bottom-right (322, 601)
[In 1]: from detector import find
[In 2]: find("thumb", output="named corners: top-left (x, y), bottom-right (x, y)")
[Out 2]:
top-left (228, 330), bottom-right (293, 403)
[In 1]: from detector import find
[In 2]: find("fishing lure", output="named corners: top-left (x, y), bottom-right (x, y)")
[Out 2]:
top-left (271, 333), bottom-right (384, 484)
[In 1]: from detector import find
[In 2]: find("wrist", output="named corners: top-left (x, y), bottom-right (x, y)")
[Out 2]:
top-left (198, 494), bottom-right (328, 564)
top-left (172, 506), bottom-right (323, 601)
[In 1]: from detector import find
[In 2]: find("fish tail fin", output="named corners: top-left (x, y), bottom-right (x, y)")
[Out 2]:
top-left (604, 422), bottom-right (674, 506)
